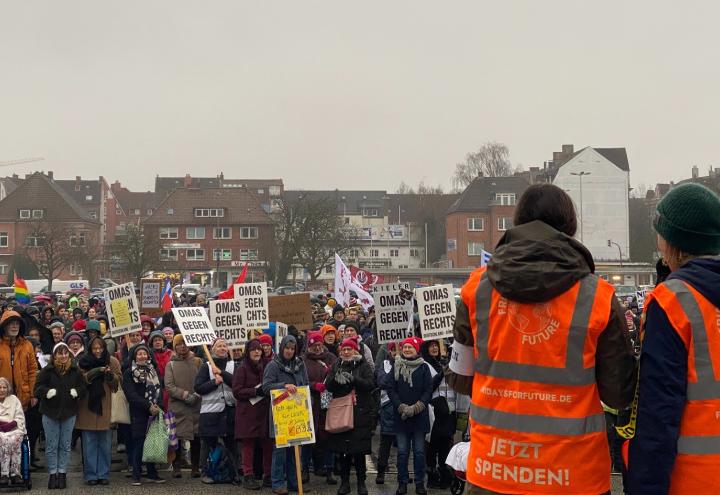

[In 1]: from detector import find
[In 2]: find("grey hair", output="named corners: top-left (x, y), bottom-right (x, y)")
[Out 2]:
top-left (0, 377), bottom-right (13, 394)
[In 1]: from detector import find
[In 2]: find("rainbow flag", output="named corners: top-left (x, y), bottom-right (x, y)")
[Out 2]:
top-left (13, 274), bottom-right (30, 304)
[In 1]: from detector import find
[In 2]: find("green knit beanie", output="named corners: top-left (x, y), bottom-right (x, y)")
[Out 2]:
top-left (654, 183), bottom-right (720, 255)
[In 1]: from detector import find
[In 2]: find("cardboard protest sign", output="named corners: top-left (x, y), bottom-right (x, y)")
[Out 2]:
top-left (104, 282), bottom-right (141, 337)
top-left (209, 299), bottom-right (250, 348)
top-left (172, 307), bottom-right (216, 346)
top-left (270, 386), bottom-right (315, 448)
top-left (415, 284), bottom-right (456, 340)
top-left (140, 279), bottom-right (162, 315)
top-left (268, 293), bottom-right (313, 330)
top-left (234, 282), bottom-right (269, 329)
top-left (374, 282), bottom-right (414, 344)
top-left (275, 322), bottom-right (288, 355)
top-left (635, 290), bottom-right (646, 310)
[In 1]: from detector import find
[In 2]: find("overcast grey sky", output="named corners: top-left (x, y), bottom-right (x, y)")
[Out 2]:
top-left (1, 1), bottom-right (716, 192)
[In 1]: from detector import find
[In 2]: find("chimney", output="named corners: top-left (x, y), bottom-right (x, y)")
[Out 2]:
top-left (561, 144), bottom-right (574, 155)
top-left (184, 174), bottom-right (192, 188)
top-left (47, 171), bottom-right (53, 180)
top-left (692, 166), bottom-right (699, 179)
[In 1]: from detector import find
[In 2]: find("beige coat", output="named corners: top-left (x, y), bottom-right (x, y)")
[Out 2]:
top-left (0, 394), bottom-right (25, 434)
top-left (75, 356), bottom-right (121, 431)
top-left (164, 352), bottom-right (201, 440)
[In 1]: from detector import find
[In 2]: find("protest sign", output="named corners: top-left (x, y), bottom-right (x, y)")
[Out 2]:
top-left (275, 322), bottom-right (288, 355)
top-left (415, 284), bottom-right (456, 340)
top-left (636, 290), bottom-right (646, 310)
top-left (374, 282), bottom-right (414, 344)
top-left (209, 299), bottom-right (250, 348)
top-left (104, 282), bottom-right (141, 337)
top-left (268, 293), bottom-right (313, 330)
top-left (270, 385), bottom-right (315, 448)
top-left (172, 307), bottom-right (216, 347)
top-left (234, 282), bottom-right (269, 328)
top-left (140, 279), bottom-right (162, 315)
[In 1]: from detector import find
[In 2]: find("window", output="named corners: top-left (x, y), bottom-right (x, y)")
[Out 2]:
top-left (213, 227), bottom-right (232, 239)
top-left (116, 208), bottom-right (122, 215)
top-left (213, 249), bottom-right (232, 261)
top-left (186, 227), bottom-right (205, 239)
top-left (239, 249), bottom-right (258, 260)
top-left (325, 266), bottom-right (333, 274)
top-left (147, 209), bottom-right (153, 216)
top-left (390, 249), bottom-right (399, 257)
top-left (19, 210), bottom-right (30, 219)
top-left (69, 264), bottom-right (83, 276)
top-left (0, 265), bottom-right (7, 275)
top-left (194, 208), bottom-right (224, 218)
top-left (74, 184), bottom-right (81, 192)
top-left (70, 232), bottom-right (87, 247)
top-left (362, 208), bottom-right (379, 217)
top-left (467, 218), bottom-right (484, 231)
top-left (350, 249), bottom-right (360, 258)
top-left (498, 217), bottom-right (513, 231)
top-left (85, 195), bottom-right (93, 201)
top-left (133, 209), bottom-right (140, 215)
top-left (239, 227), bottom-right (258, 239)
top-left (167, 208), bottom-right (174, 215)
top-left (159, 248), bottom-right (178, 261)
top-left (0, 233), bottom-right (7, 248)
top-left (32, 209), bottom-right (44, 219)
top-left (257, 189), bottom-right (264, 195)
top-left (25, 236), bottom-right (44, 247)
top-left (186, 249), bottom-right (205, 261)
top-left (495, 193), bottom-right (516, 206)
top-left (468, 242), bottom-right (485, 256)
top-left (344, 217), bottom-right (350, 224)
top-left (269, 185), bottom-right (282, 197)
top-left (370, 249), bottom-right (379, 257)
top-left (89, 211), bottom-right (97, 219)
top-left (159, 227), bottom-right (178, 239)
top-left (410, 249), bottom-right (420, 257)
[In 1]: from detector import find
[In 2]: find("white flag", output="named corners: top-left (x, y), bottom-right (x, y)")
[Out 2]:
top-left (334, 254), bottom-right (374, 310)
top-left (481, 249), bottom-right (492, 267)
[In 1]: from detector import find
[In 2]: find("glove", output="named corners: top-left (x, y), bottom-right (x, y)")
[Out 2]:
top-left (335, 371), bottom-right (354, 385)
top-left (184, 393), bottom-right (200, 406)
top-left (313, 382), bottom-right (326, 393)
top-left (410, 401), bottom-right (426, 416)
top-left (398, 403), bottom-right (410, 420)
top-left (70, 388), bottom-right (78, 399)
top-left (255, 387), bottom-right (265, 397)
top-left (46, 389), bottom-right (57, 399)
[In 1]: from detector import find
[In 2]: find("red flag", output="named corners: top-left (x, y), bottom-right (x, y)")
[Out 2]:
top-left (160, 278), bottom-right (173, 312)
top-left (218, 262), bottom-right (248, 299)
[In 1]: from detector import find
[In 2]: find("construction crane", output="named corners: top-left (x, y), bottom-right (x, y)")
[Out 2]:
top-left (0, 157), bottom-right (45, 168)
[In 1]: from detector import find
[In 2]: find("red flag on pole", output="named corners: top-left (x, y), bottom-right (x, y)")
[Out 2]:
top-left (218, 262), bottom-right (248, 299)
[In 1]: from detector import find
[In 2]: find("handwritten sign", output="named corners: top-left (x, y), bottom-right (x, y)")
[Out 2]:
top-left (140, 279), bottom-right (162, 313)
top-left (268, 293), bottom-right (313, 330)
top-left (104, 282), bottom-right (141, 337)
top-left (270, 385), bottom-right (315, 448)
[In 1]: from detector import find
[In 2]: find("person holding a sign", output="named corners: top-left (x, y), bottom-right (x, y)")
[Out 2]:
top-left (325, 338), bottom-right (377, 495)
top-left (262, 335), bottom-right (309, 495)
top-left (194, 337), bottom-right (237, 484)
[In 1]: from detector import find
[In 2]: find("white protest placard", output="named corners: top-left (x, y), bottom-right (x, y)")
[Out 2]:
top-left (636, 290), bottom-right (646, 310)
top-left (374, 282), bottom-right (414, 344)
top-left (415, 284), bottom-right (456, 340)
top-left (172, 307), bottom-right (216, 347)
top-left (234, 282), bottom-right (269, 329)
top-left (275, 322), bottom-right (288, 355)
top-left (209, 299), bottom-right (250, 348)
top-left (104, 282), bottom-right (141, 337)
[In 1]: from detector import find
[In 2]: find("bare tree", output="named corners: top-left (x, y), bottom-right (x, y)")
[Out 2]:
top-left (395, 180), bottom-right (444, 195)
top-left (454, 141), bottom-right (515, 187)
top-left (111, 224), bottom-right (161, 286)
top-left (24, 220), bottom-right (75, 291)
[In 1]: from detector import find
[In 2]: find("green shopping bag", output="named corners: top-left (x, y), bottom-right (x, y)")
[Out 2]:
top-left (142, 413), bottom-right (169, 464)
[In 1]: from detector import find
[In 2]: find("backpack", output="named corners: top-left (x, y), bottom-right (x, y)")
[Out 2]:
top-left (203, 444), bottom-right (238, 484)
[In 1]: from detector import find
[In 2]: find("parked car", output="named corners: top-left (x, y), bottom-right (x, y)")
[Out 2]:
top-left (173, 284), bottom-right (201, 297)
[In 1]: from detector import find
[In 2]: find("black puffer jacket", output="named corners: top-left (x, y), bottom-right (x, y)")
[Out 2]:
top-left (448, 220), bottom-right (637, 410)
top-left (34, 363), bottom-right (86, 421)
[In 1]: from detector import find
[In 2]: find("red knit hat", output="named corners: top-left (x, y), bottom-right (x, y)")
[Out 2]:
top-left (72, 319), bottom-right (87, 331)
top-left (258, 334), bottom-right (273, 346)
top-left (339, 337), bottom-right (359, 352)
top-left (307, 331), bottom-right (323, 347)
top-left (400, 336), bottom-right (422, 354)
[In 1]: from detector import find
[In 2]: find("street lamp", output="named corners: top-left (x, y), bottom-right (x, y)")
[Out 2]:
top-left (607, 239), bottom-right (624, 267)
top-left (570, 171), bottom-right (591, 243)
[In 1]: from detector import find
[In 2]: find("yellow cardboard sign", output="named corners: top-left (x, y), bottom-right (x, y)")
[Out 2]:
top-left (110, 299), bottom-right (131, 327)
top-left (270, 386), bottom-right (315, 448)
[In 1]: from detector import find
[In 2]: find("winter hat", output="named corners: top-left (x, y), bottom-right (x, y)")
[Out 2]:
top-left (86, 320), bottom-right (101, 334)
top-left (320, 324), bottom-right (337, 338)
top-left (140, 315), bottom-right (156, 329)
top-left (343, 321), bottom-right (359, 335)
top-left (258, 334), bottom-right (273, 346)
top-left (48, 321), bottom-right (65, 331)
top-left (129, 343), bottom-right (151, 362)
top-left (655, 183), bottom-right (720, 255)
top-left (72, 319), bottom-right (87, 331)
top-left (0, 311), bottom-right (25, 334)
top-left (162, 327), bottom-right (175, 338)
top-left (211, 337), bottom-right (227, 350)
top-left (72, 307), bottom-right (83, 317)
top-left (148, 330), bottom-right (165, 346)
top-left (332, 305), bottom-right (345, 316)
top-left (400, 336), bottom-right (422, 354)
top-left (64, 331), bottom-right (84, 345)
top-left (307, 331), bottom-right (323, 347)
top-left (52, 342), bottom-right (70, 356)
top-left (387, 342), bottom-right (396, 351)
top-left (246, 339), bottom-right (262, 354)
top-left (172, 333), bottom-right (186, 349)
top-left (339, 337), bottom-right (359, 352)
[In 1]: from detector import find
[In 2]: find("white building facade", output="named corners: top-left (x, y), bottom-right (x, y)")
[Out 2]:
top-left (552, 147), bottom-right (630, 261)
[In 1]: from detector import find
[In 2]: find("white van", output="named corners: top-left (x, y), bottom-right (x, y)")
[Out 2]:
top-left (39, 280), bottom-right (89, 293)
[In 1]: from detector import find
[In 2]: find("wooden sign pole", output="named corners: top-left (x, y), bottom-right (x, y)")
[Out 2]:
top-left (293, 444), bottom-right (303, 495)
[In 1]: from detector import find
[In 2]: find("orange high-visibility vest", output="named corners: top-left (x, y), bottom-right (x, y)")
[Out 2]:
top-left (464, 268), bottom-right (614, 495)
top-left (642, 279), bottom-right (720, 495)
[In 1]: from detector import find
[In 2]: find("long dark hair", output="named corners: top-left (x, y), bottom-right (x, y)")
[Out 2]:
top-left (514, 183), bottom-right (577, 237)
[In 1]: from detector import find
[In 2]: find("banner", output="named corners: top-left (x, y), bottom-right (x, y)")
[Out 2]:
top-left (234, 282), bottom-right (269, 328)
top-left (348, 266), bottom-right (384, 291)
top-left (268, 293), bottom-right (313, 330)
top-left (270, 385), bottom-right (315, 448)
top-left (172, 307), bottom-right (216, 346)
top-left (334, 254), bottom-right (374, 309)
top-left (374, 282), bottom-right (414, 344)
top-left (209, 299), bottom-right (250, 348)
top-left (415, 284), bottom-right (456, 340)
top-left (104, 282), bottom-right (141, 337)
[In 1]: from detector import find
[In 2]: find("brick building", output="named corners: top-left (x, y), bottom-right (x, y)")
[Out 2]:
top-left (0, 172), bottom-right (100, 282)
top-left (55, 176), bottom-right (123, 245)
top-left (445, 176), bottom-right (530, 268)
top-left (142, 187), bottom-right (275, 286)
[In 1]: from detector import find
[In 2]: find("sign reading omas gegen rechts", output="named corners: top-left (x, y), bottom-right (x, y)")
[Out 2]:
top-left (172, 307), bottom-right (216, 346)
top-left (374, 282), bottom-right (414, 344)
top-left (234, 282), bottom-right (269, 329)
top-left (415, 284), bottom-right (456, 340)
top-left (209, 299), bottom-right (250, 348)
top-left (104, 282), bottom-right (141, 337)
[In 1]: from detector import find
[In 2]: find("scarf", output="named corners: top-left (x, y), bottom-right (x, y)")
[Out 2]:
top-left (131, 361), bottom-right (161, 404)
top-left (54, 359), bottom-right (71, 376)
top-left (394, 354), bottom-right (425, 387)
top-left (273, 353), bottom-right (303, 375)
top-left (78, 339), bottom-right (110, 416)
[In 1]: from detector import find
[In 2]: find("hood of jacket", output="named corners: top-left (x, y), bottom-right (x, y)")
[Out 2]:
top-left (666, 257), bottom-right (720, 308)
top-left (487, 220), bottom-right (595, 303)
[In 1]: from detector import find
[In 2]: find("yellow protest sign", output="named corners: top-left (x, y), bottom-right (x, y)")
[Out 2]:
top-left (110, 299), bottom-right (131, 327)
top-left (270, 386), bottom-right (315, 448)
